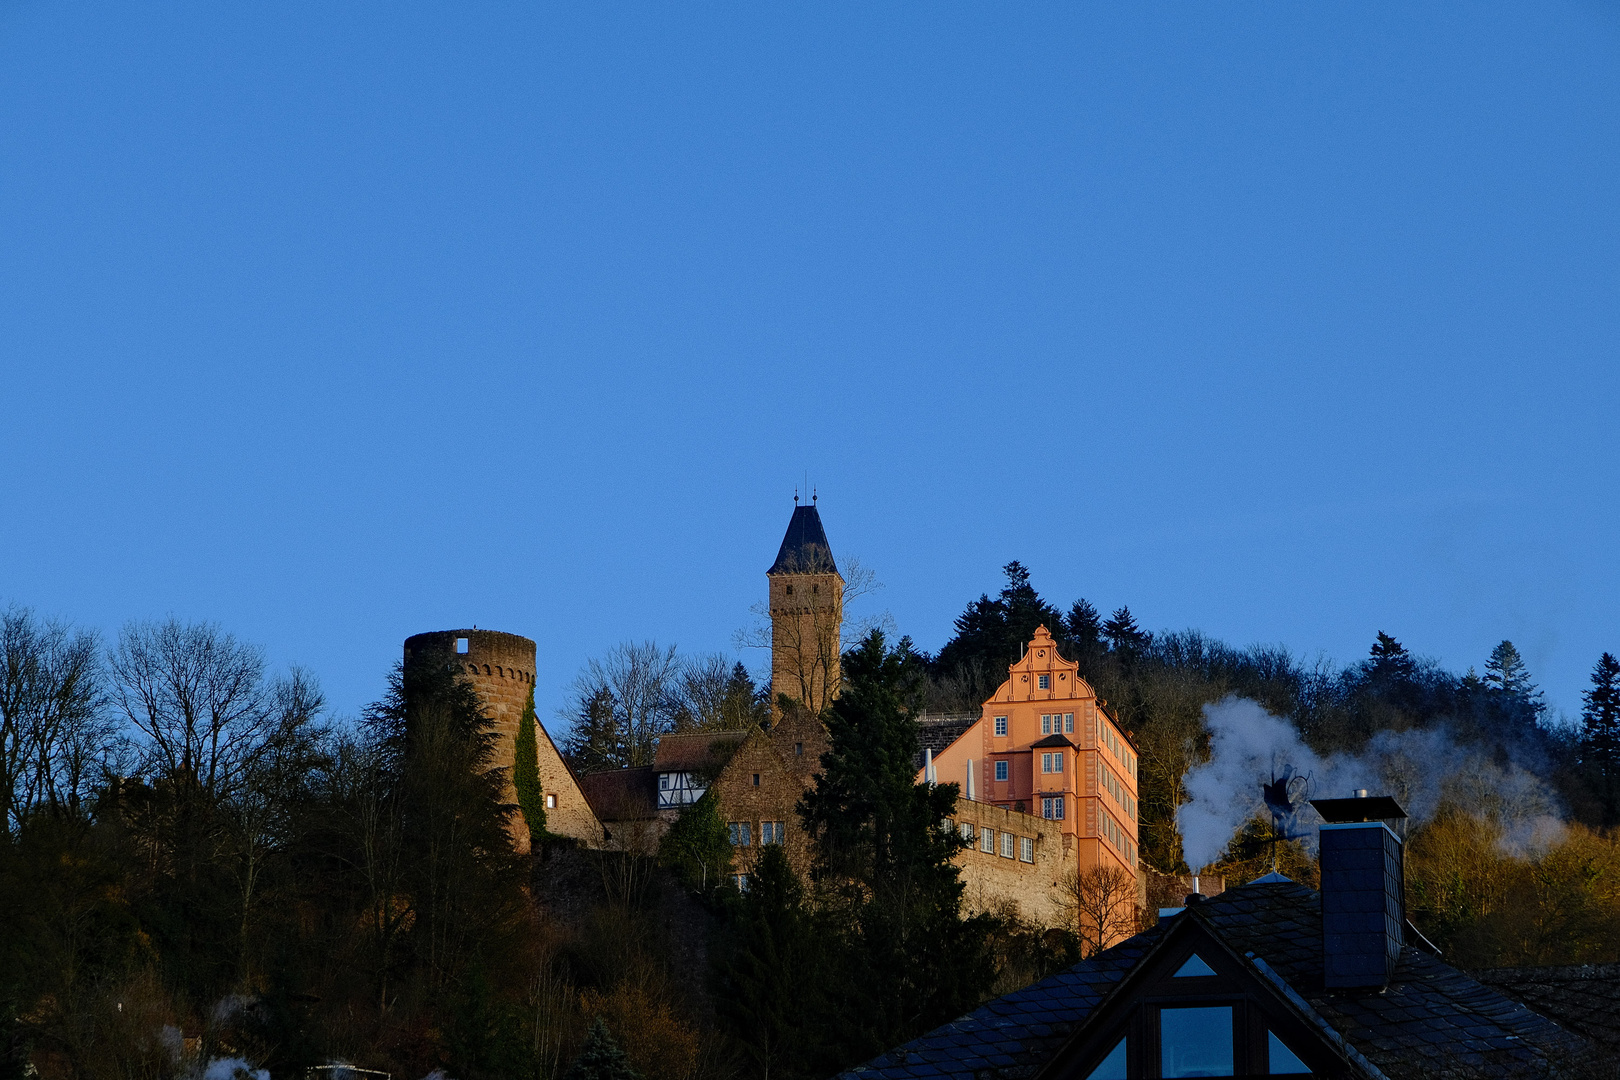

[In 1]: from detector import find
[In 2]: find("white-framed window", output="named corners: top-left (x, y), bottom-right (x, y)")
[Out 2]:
top-left (1041, 714), bottom-right (1051, 735)
top-left (995, 760), bottom-right (1009, 782)
top-left (545, 793), bottom-right (556, 809)
top-left (1020, 836), bottom-right (1035, 862)
top-left (1043, 796), bottom-right (1065, 820)
top-left (729, 822), bottom-right (751, 847)
top-left (761, 820), bottom-right (786, 844)
top-left (1064, 712), bottom-right (1074, 733)
top-left (1001, 831), bottom-right (1015, 858)
top-left (994, 716), bottom-right (1007, 737)
top-left (1041, 752), bottom-right (1065, 774)
top-left (960, 821), bottom-right (976, 842)
top-left (1038, 674), bottom-right (1050, 689)
top-left (980, 828), bottom-right (995, 853)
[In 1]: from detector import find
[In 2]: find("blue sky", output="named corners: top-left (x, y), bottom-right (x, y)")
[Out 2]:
top-left (2, 3), bottom-right (1616, 724)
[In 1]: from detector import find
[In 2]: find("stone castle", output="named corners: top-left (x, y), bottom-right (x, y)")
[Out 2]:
top-left (404, 500), bottom-right (1144, 930)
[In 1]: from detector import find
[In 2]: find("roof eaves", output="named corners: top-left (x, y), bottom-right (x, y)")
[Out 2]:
top-left (1247, 954), bottom-right (1392, 1080)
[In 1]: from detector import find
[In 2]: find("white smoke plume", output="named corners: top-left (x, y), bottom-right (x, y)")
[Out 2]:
top-left (200, 1059), bottom-right (268, 1080)
top-left (1176, 697), bottom-right (1564, 872)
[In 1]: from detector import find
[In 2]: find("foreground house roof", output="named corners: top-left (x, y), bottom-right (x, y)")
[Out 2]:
top-left (840, 879), bottom-right (1588, 1080)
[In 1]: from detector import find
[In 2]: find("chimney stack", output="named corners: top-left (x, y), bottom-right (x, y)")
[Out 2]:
top-left (1310, 793), bottom-right (1408, 990)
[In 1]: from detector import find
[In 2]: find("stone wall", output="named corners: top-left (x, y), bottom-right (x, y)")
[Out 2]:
top-left (948, 799), bottom-right (1072, 926)
top-left (708, 708), bottom-right (829, 880)
top-left (404, 629), bottom-right (600, 852)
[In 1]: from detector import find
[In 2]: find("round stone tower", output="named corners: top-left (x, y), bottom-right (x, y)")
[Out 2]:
top-left (403, 628), bottom-right (538, 853)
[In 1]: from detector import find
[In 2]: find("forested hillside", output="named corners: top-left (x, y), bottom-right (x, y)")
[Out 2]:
top-left (2, 571), bottom-right (1618, 1079)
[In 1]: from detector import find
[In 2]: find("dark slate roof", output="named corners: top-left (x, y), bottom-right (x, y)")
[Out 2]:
top-left (840, 880), bottom-right (1589, 1080)
top-left (1473, 964), bottom-right (1620, 1053)
top-left (768, 504), bottom-right (838, 575)
top-left (1029, 733), bottom-right (1075, 749)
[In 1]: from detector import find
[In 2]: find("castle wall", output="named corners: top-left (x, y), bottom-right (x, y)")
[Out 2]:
top-left (947, 799), bottom-right (1071, 926)
top-left (404, 629), bottom-right (601, 852)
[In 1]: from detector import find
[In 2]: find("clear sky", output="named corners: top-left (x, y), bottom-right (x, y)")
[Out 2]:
top-left (2, 3), bottom-right (1616, 725)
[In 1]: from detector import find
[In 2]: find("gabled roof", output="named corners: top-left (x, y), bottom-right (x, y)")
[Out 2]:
top-left (652, 730), bottom-right (746, 773)
top-left (768, 504), bottom-right (838, 575)
top-left (839, 880), bottom-right (1588, 1080)
top-left (1029, 733), bottom-right (1075, 749)
top-left (577, 766), bottom-right (657, 822)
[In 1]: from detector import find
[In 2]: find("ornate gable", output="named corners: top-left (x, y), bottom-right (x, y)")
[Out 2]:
top-left (988, 625), bottom-right (1094, 705)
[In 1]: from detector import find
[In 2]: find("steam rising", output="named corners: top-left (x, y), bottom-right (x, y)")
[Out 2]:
top-left (1177, 698), bottom-right (1564, 872)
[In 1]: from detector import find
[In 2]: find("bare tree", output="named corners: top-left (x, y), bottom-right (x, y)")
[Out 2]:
top-left (560, 641), bottom-right (682, 768)
top-left (0, 605), bottom-right (111, 831)
top-left (110, 619), bottom-right (295, 799)
top-left (1059, 864), bottom-right (1142, 957)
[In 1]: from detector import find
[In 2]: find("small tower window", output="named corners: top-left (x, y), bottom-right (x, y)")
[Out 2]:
top-left (753, 773), bottom-right (761, 786)
top-left (811, 583), bottom-right (818, 594)
top-left (794, 742), bottom-right (804, 756)
top-left (455, 637), bottom-right (469, 654)
top-left (785, 584), bottom-right (794, 595)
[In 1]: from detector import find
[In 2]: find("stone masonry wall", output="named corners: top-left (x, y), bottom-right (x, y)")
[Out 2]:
top-left (404, 629), bottom-right (600, 852)
top-left (948, 800), bottom-right (1072, 927)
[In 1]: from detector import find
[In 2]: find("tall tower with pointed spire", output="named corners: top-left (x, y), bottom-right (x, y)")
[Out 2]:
top-left (768, 497), bottom-right (844, 720)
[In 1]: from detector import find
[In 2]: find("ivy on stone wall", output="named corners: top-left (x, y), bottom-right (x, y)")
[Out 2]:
top-left (513, 684), bottom-right (548, 841)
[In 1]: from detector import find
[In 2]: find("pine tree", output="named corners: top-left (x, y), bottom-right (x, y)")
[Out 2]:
top-left (933, 562), bottom-right (1064, 677)
top-left (1102, 606), bottom-right (1148, 654)
top-left (562, 1018), bottom-right (642, 1080)
top-left (714, 843), bottom-right (816, 1079)
top-left (562, 686), bottom-right (621, 772)
top-left (1484, 640), bottom-right (1543, 705)
top-left (1065, 599), bottom-right (1104, 653)
top-left (800, 630), bottom-right (995, 1072)
top-left (1582, 652), bottom-right (1620, 825)
top-left (512, 684), bottom-right (547, 843)
top-left (657, 790), bottom-right (732, 894)
top-left (1366, 632), bottom-right (1415, 682)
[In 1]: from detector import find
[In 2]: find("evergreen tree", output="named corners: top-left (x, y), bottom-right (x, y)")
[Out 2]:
top-left (933, 561), bottom-right (1065, 677)
top-left (1484, 640), bottom-right (1544, 714)
top-left (1366, 632), bottom-right (1416, 682)
top-left (562, 1018), bottom-right (642, 1080)
top-left (713, 843), bottom-right (816, 1079)
top-left (1065, 599), bottom-right (1105, 654)
top-left (800, 630), bottom-right (995, 1071)
top-left (657, 790), bottom-right (732, 894)
top-left (1101, 606), bottom-right (1149, 655)
top-left (1582, 652), bottom-right (1620, 825)
top-left (563, 686), bottom-right (622, 773)
top-left (512, 684), bottom-right (547, 843)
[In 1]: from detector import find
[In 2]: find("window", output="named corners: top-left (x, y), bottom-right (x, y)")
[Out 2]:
top-left (784, 584), bottom-right (793, 595)
top-left (1001, 831), bottom-right (1015, 858)
top-left (794, 742), bottom-right (803, 756)
top-left (980, 828), bottom-right (995, 853)
top-left (1064, 712), bottom-right (1074, 733)
top-left (659, 774), bottom-right (671, 790)
top-left (994, 716), bottom-right (1007, 737)
top-left (1042, 796), bottom-right (1065, 820)
top-left (1085, 1039), bottom-right (1127, 1080)
top-left (761, 821), bottom-right (785, 844)
top-left (455, 637), bottom-right (469, 654)
top-left (729, 822), bottom-right (751, 847)
top-left (1268, 1032), bottom-right (1310, 1074)
top-left (960, 821), bottom-right (976, 842)
top-left (734, 873), bottom-right (749, 892)
top-left (1173, 954), bottom-right (1217, 977)
top-left (1038, 674), bottom-right (1050, 689)
top-left (1160, 1006), bottom-right (1233, 1078)
top-left (545, 793), bottom-right (556, 809)
top-left (1041, 714), bottom-right (1051, 735)
top-left (752, 773), bottom-right (760, 786)
top-left (1020, 836), bottom-right (1034, 862)
top-left (995, 760), bottom-right (1009, 782)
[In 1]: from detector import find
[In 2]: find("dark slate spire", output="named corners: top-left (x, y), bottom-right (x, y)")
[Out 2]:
top-left (768, 503), bottom-right (838, 575)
